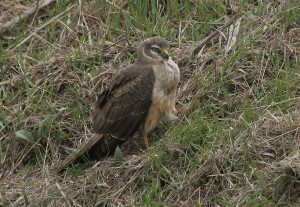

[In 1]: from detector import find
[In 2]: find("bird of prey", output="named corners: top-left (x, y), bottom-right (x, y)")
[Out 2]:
top-left (56, 36), bottom-right (180, 172)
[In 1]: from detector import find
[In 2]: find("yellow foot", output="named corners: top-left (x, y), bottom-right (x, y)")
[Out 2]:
top-left (143, 131), bottom-right (150, 149)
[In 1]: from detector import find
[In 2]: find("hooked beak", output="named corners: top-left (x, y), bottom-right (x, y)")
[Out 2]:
top-left (162, 49), bottom-right (169, 60)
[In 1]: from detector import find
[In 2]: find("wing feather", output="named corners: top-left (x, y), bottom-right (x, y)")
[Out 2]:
top-left (92, 63), bottom-right (155, 139)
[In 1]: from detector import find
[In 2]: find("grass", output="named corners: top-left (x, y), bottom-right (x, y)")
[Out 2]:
top-left (1, 0), bottom-right (300, 206)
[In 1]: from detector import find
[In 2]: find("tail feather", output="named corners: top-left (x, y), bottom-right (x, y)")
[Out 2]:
top-left (55, 134), bottom-right (125, 174)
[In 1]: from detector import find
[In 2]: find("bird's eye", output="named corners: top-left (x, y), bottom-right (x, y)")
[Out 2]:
top-left (151, 47), bottom-right (161, 53)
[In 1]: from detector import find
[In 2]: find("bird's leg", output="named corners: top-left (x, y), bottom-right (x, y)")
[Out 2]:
top-left (143, 131), bottom-right (150, 150)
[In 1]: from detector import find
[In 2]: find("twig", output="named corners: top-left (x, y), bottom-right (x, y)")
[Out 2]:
top-left (191, 14), bottom-right (242, 58)
top-left (0, 0), bottom-right (57, 34)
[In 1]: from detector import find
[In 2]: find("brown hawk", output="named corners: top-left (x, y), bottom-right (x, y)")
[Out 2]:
top-left (56, 36), bottom-right (180, 172)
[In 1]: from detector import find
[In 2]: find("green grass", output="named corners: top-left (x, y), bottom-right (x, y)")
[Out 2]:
top-left (1, 0), bottom-right (300, 206)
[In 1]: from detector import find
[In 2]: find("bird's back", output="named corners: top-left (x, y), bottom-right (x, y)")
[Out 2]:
top-left (92, 64), bottom-right (156, 139)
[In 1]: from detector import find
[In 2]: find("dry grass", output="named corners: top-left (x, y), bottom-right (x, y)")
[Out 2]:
top-left (1, 0), bottom-right (300, 206)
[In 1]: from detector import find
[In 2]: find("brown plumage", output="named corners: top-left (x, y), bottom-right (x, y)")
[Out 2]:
top-left (56, 36), bottom-right (180, 172)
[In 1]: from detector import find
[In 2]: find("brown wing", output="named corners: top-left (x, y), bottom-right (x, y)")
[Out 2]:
top-left (92, 63), bottom-right (155, 139)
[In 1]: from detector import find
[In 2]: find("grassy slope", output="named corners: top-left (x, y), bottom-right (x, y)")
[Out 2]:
top-left (1, 0), bottom-right (300, 206)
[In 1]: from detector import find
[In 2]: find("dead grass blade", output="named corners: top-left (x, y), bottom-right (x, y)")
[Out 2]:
top-left (191, 14), bottom-right (242, 58)
top-left (10, 4), bottom-right (76, 50)
top-left (225, 17), bottom-right (241, 57)
top-left (0, 0), bottom-right (57, 33)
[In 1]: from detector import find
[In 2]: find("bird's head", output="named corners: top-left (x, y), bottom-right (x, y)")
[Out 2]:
top-left (137, 36), bottom-right (170, 63)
